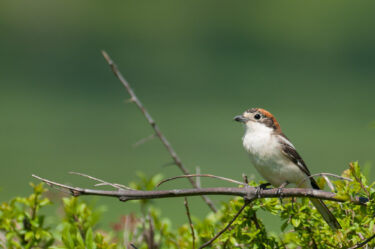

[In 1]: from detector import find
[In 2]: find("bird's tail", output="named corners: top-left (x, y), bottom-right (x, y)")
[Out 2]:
top-left (310, 198), bottom-right (341, 230)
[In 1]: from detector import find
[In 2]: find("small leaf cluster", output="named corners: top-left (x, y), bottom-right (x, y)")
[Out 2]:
top-left (54, 197), bottom-right (116, 249)
top-left (0, 183), bottom-right (53, 248)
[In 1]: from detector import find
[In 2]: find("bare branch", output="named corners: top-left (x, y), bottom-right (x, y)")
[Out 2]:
top-left (157, 174), bottom-right (245, 187)
top-left (69, 171), bottom-right (134, 190)
top-left (348, 234), bottom-right (375, 249)
top-left (31, 174), bottom-right (365, 205)
top-left (198, 199), bottom-right (253, 249)
top-left (102, 51), bottom-right (217, 212)
top-left (184, 198), bottom-right (195, 249)
top-left (32, 174), bottom-right (83, 196)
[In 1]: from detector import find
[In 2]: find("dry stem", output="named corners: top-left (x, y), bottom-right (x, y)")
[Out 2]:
top-left (102, 51), bottom-right (217, 212)
top-left (184, 198), bottom-right (195, 249)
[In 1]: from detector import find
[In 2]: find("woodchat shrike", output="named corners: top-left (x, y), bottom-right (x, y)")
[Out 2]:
top-left (234, 108), bottom-right (341, 230)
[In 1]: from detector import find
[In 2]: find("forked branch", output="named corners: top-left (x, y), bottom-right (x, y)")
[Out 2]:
top-left (102, 51), bottom-right (217, 212)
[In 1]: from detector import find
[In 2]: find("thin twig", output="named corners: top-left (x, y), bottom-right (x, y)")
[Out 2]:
top-left (198, 199), bottom-right (253, 249)
top-left (298, 172), bottom-right (352, 187)
top-left (349, 162), bottom-right (370, 198)
top-left (102, 51), bottom-right (217, 212)
top-left (322, 175), bottom-right (335, 192)
top-left (250, 211), bottom-right (260, 230)
top-left (184, 198), bottom-right (195, 249)
top-left (306, 226), bottom-right (318, 249)
top-left (130, 243), bottom-right (138, 249)
top-left (157, 174), bottom-right (245, 187)
top-left (242, 173), bottom-right (249, 184)
top-left (31, 174), bottom-right (366, 204)
top-left (348, 234), bottom-right (375, 249)
top-left (32, 174), bottom-right (83, 196)
top-left (196, 167), bottom-right (201, 188)
top-left (133, 134), bottom-right (156, 148)
top-left (69, 171), bottom-right (134, 190)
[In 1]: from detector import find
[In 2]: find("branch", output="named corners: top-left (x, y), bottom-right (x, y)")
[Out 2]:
top-left (31, 174), bottom-right (365, 205)
top-left (157, 174), bottom-right (245, 187)
top-left (348, 234), bottom-right (375, 249)
top-left (69, 171), bottom-right (134, 190)
top-left (101, 51), bottom-right (217, 212)
top-left (297, 172), bottom-right (352, 188)
top-left (130, 243), bottom-right (138, 249)
top-left (184, 198), bottom-right (195, 249)
top-left (132, 134), bottom-right (156, 148)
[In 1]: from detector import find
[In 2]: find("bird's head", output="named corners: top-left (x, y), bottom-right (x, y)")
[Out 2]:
top-left (234, 108), bottom-right (281, 133)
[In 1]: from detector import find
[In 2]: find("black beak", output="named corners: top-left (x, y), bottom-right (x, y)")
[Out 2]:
top-left (234, 115), bottom-right (246, 123)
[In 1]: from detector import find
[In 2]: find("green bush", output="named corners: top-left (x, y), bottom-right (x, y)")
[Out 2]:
top-left (0, 162), bottom-right (374, 248)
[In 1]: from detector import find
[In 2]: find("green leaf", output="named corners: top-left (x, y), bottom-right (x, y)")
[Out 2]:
top-left (76, 230), bottom-right (85, 248)
top-left (291, 218), bottom-right (301, 227)
top-left (62, 227), bottom-right (75, 249)
top-left (281, 221), bottom-right (288, 231)
top-left (85, 228), bottom-right (95, 249)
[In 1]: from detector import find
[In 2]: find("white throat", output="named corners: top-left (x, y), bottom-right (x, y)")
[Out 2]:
top-left (242, 121), bottom-right (279, 160)
top-left (245, 121), bottom-right (273, 135)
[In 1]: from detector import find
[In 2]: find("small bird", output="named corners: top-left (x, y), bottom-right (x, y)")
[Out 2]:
top-left (234, 108), bottom-right (341, 230)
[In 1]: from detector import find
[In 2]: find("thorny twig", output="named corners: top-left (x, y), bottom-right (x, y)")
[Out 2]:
top-left (184, 198), bottom-right (196, 249)
top-left (102, 51), bottom-right (217, 212)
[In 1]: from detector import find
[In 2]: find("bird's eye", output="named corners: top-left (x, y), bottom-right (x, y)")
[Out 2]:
top-left (254, 114), bottom-right (261, 120)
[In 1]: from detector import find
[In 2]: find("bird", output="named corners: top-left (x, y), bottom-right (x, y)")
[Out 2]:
top-left (234, 108), bottom-right (341, 230)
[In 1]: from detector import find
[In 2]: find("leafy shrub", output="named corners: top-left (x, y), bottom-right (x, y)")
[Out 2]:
top-left (0, 162), bottom-right (374, 248)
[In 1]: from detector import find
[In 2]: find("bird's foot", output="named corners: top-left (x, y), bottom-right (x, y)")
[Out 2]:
top-left (277, 182), bottom-right (289, 204)
top-left (291, 197), bottom-right (295, 210)
top-left (255, 183), bottom-right (272, 198)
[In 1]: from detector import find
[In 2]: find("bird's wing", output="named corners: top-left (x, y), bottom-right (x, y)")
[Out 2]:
top-left (278, 133), bottom-right (320, 190)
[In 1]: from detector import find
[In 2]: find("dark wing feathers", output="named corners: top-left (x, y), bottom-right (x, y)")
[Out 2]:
top-left (278, 134), bottom-right (341, 230)
top-left (279, 134), bottom-right (320, 190)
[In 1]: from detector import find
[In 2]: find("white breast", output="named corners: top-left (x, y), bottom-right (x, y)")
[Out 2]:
top-left (242, 122), bottom-right (306, 187)
top-left (242, 122), bottom-right (282, 168)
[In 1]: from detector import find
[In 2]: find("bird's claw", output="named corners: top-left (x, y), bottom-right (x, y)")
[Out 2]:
top-left (277, 182), bottom-right (289, 204)
top-left (255, 183), bottom-right (272, 198)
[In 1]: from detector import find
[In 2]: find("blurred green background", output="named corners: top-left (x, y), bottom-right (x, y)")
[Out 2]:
top-left (1, 0), bottom-right (374, 229)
